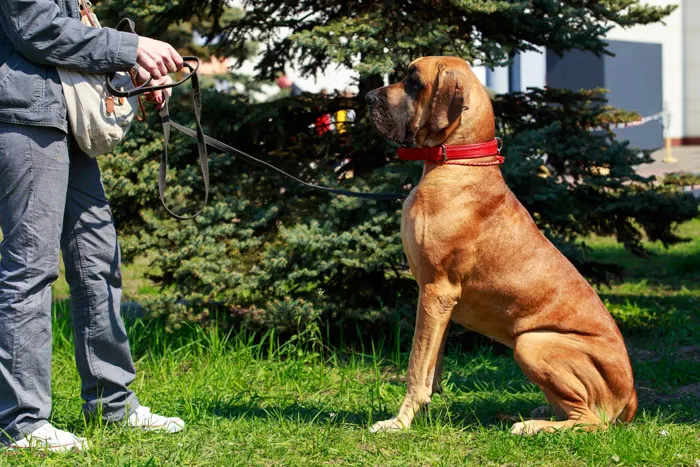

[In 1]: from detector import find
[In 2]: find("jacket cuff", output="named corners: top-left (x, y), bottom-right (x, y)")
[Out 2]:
top-left (116, 31), bottom-right (139, 70)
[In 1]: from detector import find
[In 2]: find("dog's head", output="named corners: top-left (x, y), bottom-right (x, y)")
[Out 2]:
top-left (366, 56), bottom-right (493, 148)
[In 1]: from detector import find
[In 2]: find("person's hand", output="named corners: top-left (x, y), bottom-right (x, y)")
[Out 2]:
top-left (136, 36), bottom-right (183, 80)
top-left (134, 66), bottom-right (173, 111)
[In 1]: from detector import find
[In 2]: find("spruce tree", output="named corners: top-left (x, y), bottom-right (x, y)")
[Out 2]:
top-left (95, 0), bottom-right (698, 334)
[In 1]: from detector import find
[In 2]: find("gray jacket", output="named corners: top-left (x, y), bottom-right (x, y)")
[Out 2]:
top-left (0, 0), bottom-right (139, 132)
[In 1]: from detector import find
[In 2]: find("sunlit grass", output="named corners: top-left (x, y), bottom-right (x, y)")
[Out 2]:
top-left (1, 221), bottom-right (696, 465)
top-left (3, 305), bottom-right (694, 466)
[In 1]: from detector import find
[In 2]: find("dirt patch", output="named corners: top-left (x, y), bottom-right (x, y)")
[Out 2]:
top-left (629, 348), bottom-right (657, 362)
top-left (677, 346), bottom-right (700, 363)
top-left (636, 381), bottom-right (700, 408)
top-left (628, 344), bottom-right (700, 364)
top-left (675, 382), bottom-right (700, 399)
top-left (635, 384), bottom-right (663, 405)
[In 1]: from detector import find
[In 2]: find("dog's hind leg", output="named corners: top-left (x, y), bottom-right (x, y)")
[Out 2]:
top-left (370, 282), bottom-right (458, 433)
top-left (510, 331), bottom-right (633, 435)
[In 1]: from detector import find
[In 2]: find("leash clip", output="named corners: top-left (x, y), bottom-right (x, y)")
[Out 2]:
top-left (496, 137), bottom-right (503, 155)
top-left (440, 144), bottom-right (448, 163)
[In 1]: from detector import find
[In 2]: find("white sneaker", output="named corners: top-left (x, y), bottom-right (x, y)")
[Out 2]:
top-left (127, 406), bottom-right (184, 433)
top-left (7, 423), bottom-right (89, 452)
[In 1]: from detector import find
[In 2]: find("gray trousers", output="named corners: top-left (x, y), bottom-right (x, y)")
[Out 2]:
top-left (0, 123), bottom-right (139, 443)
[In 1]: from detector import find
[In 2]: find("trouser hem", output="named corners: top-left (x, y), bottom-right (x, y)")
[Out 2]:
top-left (84, 392), bottom-right (140, 423)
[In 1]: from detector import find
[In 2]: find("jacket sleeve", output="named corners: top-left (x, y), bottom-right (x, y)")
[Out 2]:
top-left (0, 0), bottom-right (138, 73)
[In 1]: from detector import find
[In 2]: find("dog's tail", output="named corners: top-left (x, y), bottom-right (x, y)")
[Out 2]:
top-left (617, 390), bottom-right (638, 423)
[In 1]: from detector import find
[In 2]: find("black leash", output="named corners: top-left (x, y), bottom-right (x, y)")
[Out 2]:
top-left (106, 36), bottom-right (404, 220)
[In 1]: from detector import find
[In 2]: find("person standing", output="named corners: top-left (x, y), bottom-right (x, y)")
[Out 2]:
top-left (0, 0), bottom-right (187, 452)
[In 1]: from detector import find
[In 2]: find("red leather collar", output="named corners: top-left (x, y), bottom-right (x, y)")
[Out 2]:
top-left (397, 138), bottom-right (504, 166)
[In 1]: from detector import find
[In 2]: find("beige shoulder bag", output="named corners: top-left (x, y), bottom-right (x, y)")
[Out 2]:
top-left (57, 0), bottom-right (145, 157)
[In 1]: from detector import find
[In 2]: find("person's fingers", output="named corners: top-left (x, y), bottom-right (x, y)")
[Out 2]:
top-left (137, 37), bottom-right (182, 79)
top-left (162, 54), bottom-right (177, 74)
top-left (170, 47), bottom-right (184, 70)
top-left (155, 91), bottom-right (168, 110)
top-left (159, 76), bottom-right (173, 103)
top-left (138, 55), bottom-right (161, 79)
top-left (152, 53), bottom-right (168, 79)
top-left (164, 45), bottom-right (182, 72)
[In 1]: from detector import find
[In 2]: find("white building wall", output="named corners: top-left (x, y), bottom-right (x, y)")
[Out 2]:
top-left (684, 0), bottom-right (700, 139)
top-left (604, 0), bottom-right (684, 138)
top-left (486, 66), bottom-right (510, 94)
top-left (518, 47), bottom-right (547, 90)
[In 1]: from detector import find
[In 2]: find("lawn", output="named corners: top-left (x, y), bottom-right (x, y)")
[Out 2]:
top-left (3, 220), bottom-right (699, 466)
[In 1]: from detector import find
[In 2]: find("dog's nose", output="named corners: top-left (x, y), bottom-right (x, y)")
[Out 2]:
top-left (365, 91), bottom-right (378, 105)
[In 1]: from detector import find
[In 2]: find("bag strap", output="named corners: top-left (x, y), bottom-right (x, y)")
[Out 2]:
top-left (78, 0), bottom-right (98, 27)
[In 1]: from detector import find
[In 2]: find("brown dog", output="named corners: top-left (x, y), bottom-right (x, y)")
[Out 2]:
top-left (365, 56), bottom-right (637, 435)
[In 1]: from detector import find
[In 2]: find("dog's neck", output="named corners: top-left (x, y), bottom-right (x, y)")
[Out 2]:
top-left (415, 81), bottom-right (504, 192)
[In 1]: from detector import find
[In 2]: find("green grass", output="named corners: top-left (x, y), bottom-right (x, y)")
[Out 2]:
top-left (2, 219), bottom-right (699, 465)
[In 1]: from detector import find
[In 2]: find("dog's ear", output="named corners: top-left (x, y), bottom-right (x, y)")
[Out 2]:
top-left (429, 64), bottom-right (470, 133)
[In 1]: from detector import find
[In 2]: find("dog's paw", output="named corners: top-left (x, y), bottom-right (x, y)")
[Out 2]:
top-left (510, 421), bottom-right (535, 436)
top-left (370, 418), bottom-right (408, 433)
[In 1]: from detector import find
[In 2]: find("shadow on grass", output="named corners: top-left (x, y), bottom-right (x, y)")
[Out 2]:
top-left (588, 244), bottom-right (700, 289)
top-left (601, 293), bottom-right (697, 332)
top-left (191, 352), bottom-right (543, 431)
top-left (597, 292), bottom-right (699, 353)
top-left (192, 397), bottom-right (370, 427)
top-left (601, 292), bottom-right (698, 310)
top-left (193, 396), bottom-right (535, 431)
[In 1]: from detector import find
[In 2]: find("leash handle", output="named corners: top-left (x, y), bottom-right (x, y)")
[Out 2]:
top-left (104, 57), bottom-right (200, 99)
top-left (104, 18), bottom-right (200, 99)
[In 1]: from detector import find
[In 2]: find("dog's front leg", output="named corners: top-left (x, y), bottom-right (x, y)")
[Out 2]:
top-left (371, 283), bottom-right (458, 433)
